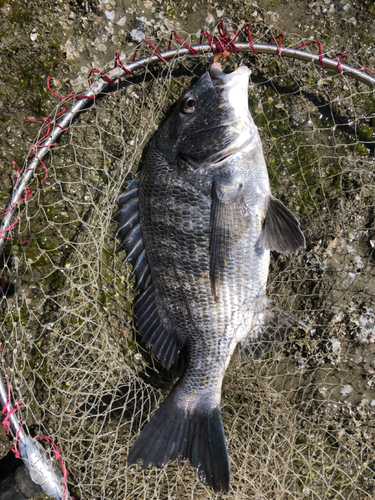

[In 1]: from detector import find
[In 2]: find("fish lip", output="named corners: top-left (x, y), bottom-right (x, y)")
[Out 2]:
top-left (209, 62), bottom-right (251, 90)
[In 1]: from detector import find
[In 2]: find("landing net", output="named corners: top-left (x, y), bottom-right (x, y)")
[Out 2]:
top-left (1, 22), bottom-right (375, 500)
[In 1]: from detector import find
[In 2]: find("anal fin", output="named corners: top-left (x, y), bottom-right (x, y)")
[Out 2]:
top-left (241, 302), bottom-right (308, 360)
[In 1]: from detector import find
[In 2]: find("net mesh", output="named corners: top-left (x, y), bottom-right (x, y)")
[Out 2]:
top-left (1, 29), bottom-right (375, 500)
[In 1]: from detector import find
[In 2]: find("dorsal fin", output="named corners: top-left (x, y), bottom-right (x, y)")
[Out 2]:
top-left (115, 178), bottom-right (180, 369)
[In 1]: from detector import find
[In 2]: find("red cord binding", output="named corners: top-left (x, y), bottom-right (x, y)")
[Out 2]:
top-left (296, 40), bottom-right (325, 69)
top-left (35, 435), bottom-right (72, 500)
top-left (269, 33), bottom-right (285, 56)
top-left (114, 52), bottom-right (134, 75)
top-left (331, 52), bottom-right (348, 76)
top-left (168, 30), bottom-right (199, 54)
top-left (132, 39), bottom-right (169, 63)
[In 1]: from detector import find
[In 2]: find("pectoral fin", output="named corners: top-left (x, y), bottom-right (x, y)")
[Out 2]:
top-left (210, 179), bottom-right (250, 298)
top-left (260, 195), bottom-right (305, 253)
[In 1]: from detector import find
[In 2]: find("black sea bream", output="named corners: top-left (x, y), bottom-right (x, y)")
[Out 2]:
top-left (114, 61), bottom-right (305, 492)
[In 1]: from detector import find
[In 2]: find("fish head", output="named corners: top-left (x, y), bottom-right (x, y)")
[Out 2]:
top-left (171, 62), bottom-right (255, 169)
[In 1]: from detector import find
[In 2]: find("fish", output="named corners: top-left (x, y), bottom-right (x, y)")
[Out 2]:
top-left (113, 61), bottom-right (306, 492)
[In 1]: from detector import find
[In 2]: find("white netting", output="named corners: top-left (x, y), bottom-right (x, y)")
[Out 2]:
top-left (1, 31), bottom-right (375, 500)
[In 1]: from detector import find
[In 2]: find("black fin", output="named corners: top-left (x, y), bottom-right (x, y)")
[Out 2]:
top-left (142, 319), bottom-right (162, 344)
top-left (128, 390), bottom-right (230, 493)
top-left (132, 249), bottom-right (150, 290)
top-left (134, 284), bottom-right (155, 313)
top-left (116, 223), bottom-right (141, 254)
top-left (241, 302), bottom-right (308, 360)
top-left (135, 284), bottom-right (180, 370)
top-left (112, 197), bottom-right (138, 226)
top-left (114, 200), bottom-right (139, 238)
top-left (210, 178), bottom-right (250, 298)
top-left (124, 236), bottom-right (144, 266)
top-left (117, 177), bottom-right (139, 206)
top-left (137, 305), bottom-right (159, 332)
top-left (114, 179), bottom-right (180, 370)
top-left (143, 274), bottom-right (152, 289)
top-left (117, 211), bottom-right (139, 242)
top-left (259, 196), bottom-right (305, 253)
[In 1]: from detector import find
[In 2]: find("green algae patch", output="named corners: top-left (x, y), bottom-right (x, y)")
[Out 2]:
top-left (166, 6), bottom-right (177, 19)
top-left (167, 79), bottom-right (185, 102)
top-left (358, 124), bottom-right (375, 141)
top-left (367, 2), bottom-right (375, 17)
top-left (2, 1), bottom-right (63, 115)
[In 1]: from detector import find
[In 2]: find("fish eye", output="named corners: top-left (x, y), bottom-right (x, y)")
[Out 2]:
top-left (183, 97), bottom-right (197, 114)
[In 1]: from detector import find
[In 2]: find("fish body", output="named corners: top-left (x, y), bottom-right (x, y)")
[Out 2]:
top-left (114, 62), bottom-right (305, 492)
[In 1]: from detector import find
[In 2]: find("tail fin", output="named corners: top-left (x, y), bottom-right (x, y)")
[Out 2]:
top-left (127, 390), bottom-right (230, 492)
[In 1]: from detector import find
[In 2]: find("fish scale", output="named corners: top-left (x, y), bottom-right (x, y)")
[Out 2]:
top-left (116, 61), bottom-right (306, 492)
top-left (140, 168), bottom-right (261, 341)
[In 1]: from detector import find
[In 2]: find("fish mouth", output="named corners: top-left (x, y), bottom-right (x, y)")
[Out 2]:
top-left (209, 61), bottom-right (251, 91)
top-left (206, 61), bottom-right (253, 166)
top-left (177, 62), bottom-right (253, 170)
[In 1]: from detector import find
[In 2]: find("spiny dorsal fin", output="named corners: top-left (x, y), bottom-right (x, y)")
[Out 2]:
top-left (259, 195), bottom-right (305, 253)
top-left (115, 179), bottom-right (180, 370)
